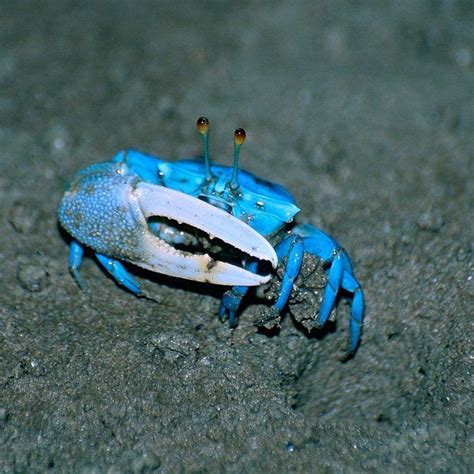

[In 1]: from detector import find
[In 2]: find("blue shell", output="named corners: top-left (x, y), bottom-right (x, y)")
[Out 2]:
top-left (112, 149), bottom-right (300, 238)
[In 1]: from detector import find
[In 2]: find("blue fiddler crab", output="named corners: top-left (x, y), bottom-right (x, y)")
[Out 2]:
top-left (58, 117), bottom-right (364, 354)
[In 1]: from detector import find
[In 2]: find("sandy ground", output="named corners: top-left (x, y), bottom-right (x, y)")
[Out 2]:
top-left (1, 1), bottom-right (473, 472)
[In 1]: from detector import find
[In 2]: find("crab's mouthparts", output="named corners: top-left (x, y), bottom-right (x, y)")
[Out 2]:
top-left (132, 182), bottom-right (277, 286)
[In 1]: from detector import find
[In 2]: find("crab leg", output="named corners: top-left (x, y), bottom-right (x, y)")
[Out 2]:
top-left (273, 235), bottom-right (305, 312)
top-left (342, 272), bottom-right (364, 354)
top-left (95, 253), bottom-right (144, 295)
top-left (277, 224), bottom-right (364, 354)
top-left (219, 261), bottom-right (259, 326)
top-left (68, 239), bottom-right (85, 289)
top-left (317, 248), bottom-right (345, 326)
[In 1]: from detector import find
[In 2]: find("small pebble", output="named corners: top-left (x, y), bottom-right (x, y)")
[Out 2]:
top-left (17, 263), bottom-right (49, 292)
top-left (455, 48), bottom-right (471, 67)
top-left (46, 124), bottom-right (71, 153)
top-left (131, 452), bottom-right (161, 473)
top-left (416, 209), bottom-right (444, 232)
top-left (9, 200), bottom-right (40, 233)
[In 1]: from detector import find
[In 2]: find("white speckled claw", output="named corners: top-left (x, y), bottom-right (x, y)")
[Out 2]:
top-left (132, 182), bottom-right (277, 286)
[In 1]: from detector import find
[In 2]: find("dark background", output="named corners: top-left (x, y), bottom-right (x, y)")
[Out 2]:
top-left (1, 1), bottom-right (472, 472)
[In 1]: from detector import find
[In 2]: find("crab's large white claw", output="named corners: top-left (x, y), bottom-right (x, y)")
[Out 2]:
top-left (58, 163), bottom-right (277, 287)
top-left (130, 182), bottom-right (277, 286)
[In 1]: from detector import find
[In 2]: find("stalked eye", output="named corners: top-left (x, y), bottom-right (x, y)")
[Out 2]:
top-left (230, 127), bottom-right (246, 190)
top-left (196, 117), bottom-right (212, 181)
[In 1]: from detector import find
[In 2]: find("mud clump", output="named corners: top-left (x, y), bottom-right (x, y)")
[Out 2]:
top-left (254, 253), bottom-right (336, 332)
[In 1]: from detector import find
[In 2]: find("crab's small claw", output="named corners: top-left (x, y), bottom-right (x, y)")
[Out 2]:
top-left (58, 162), bottom-right (277, 287)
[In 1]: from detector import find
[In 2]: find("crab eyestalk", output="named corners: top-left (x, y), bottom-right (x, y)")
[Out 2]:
top-left (230, 127), bottom-right (246, 190)
top-left (196, 116), bottom-right (212, 181)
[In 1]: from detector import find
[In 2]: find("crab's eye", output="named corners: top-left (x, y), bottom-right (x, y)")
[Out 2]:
top-left (196, 116), bottom-right (209, 135)
top-left (196, 116), bottom-right (212, 181)
top-left (230, 127), bottom-right (246, 190)
top-left (234, 128), bottom-right (246, 145)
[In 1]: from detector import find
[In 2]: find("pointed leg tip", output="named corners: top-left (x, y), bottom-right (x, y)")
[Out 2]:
top-left (343, 336), bottom-right (361, 360)
top-left (218, 304), bottom-right (232, 323)
top-left (338, 349), bottom-right (356, 363)
top-left (69, 267), bottom-right (84, 290)
top-left (314, 310), bottom-right (330, 329)
top-left (139, 290), bottom-right (161, 304)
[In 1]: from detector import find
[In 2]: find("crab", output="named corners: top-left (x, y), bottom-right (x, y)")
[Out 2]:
top-left (58, 117), bottom-right (364, 354)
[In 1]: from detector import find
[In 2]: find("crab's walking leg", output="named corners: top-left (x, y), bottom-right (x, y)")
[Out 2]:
top-left (68, 241), bottom-right (146, 297)
top-left (287, 224), bottom-right (364, 353)
top-left (219, 285), bottom-right (248, 327)
top-left (316, 248), bottom-right (344, 326)
top-left (219, 236), bottom-right (305, 325)
top-left (275, 229), bottom-right (345, 323)
top-left (273, 235), bottom-right (304, 312)
top-left (291, 229), bottom-right (345, 325)
top-left (95, 253), bottom-right (144, 296)
top-left (68, 240), bottom-right (85, 289)
top-left (342, 272), bottom-right (364, 354)
top-left (218, 261), bottom-right (258, 326)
